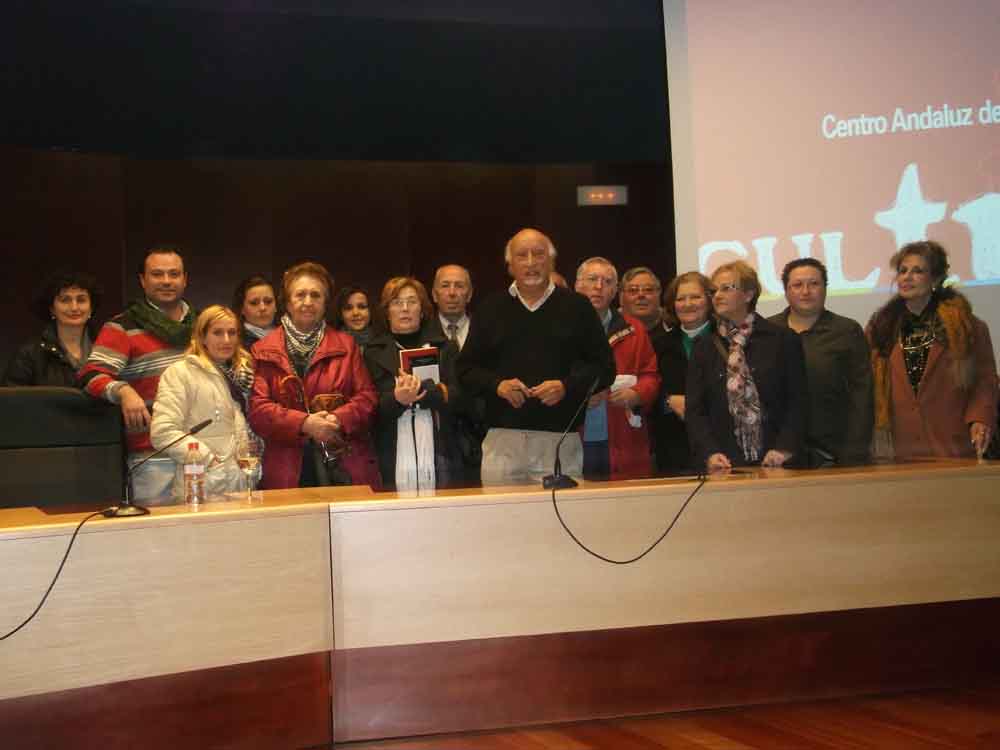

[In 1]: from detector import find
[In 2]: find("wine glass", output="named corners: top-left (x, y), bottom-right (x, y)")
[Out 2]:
top-left (235, 431), bottom-right (264, 503)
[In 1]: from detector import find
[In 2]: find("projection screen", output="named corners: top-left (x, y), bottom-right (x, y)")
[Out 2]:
top-left (663, 0), bottom-right (1000, 358)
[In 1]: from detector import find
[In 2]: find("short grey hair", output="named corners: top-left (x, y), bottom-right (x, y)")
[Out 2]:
top-left (576, 256), bottom-right (619, 284)
top-left (432, 264), bottom-right (472, 288)
top-left (621, 266), bottom-right (661, 289)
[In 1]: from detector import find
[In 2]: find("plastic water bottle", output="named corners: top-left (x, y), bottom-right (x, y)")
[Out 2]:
top-left (183, 442), bottom-right (206, 507)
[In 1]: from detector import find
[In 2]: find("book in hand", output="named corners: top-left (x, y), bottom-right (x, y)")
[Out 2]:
top-left (399, 346), bottom-right (440, 384)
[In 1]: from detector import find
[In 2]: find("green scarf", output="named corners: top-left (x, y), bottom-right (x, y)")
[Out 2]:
top-left (126, 299), bottom-right (195, 347)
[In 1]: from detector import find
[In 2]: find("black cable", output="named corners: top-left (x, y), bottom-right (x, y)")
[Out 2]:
top-left (0, 510), bottom-right (105, 641)
top-left (551, 477), bottom-right (707, 565)
top-left (409, 405), bottom-right (420, 492)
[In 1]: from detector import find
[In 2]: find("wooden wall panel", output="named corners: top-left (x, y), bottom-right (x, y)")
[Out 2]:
top-left (0, 652), bottom-right (332, 750)
top-left (2, 145), bottom-right (673, 367)
top-left (3, 146), bottom-right (126, 366)
top-left (333, 598), bottom-right (1000, 741)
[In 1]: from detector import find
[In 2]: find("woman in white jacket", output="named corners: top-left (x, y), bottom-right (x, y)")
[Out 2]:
top-left (151, 305), bottom-right (256, 500)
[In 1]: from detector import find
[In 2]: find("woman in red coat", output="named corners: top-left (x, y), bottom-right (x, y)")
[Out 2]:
top-left (867, 241), bottom-right (996, 460)
top-left (249, 261), bottom-right (381, 489)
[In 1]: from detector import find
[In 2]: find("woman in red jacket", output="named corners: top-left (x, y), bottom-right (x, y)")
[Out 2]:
top-left (249, 261), bottom-right (381, 489)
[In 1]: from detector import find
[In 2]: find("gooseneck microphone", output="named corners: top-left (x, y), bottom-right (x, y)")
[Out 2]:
top-left (542, 376), bottom-right (601, 490)
top-left (104, 418), bottom-right (214, 518)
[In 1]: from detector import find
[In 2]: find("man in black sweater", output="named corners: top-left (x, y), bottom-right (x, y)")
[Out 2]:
top-left (456, 228), bottom-right (615, 485)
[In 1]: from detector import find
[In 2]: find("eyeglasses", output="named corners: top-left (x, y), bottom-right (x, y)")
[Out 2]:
top-left (624, 285), bottom-right (658, 295)
top-left (389, 297), bottom-right (420, 309)
top-left (580, 274), bottom-right (616, 287)
top-left (710, 283), bottom-right (740, 296)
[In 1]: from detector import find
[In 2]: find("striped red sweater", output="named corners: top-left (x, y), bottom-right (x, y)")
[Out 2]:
top-left (78, 309), bottom-right (187, 454)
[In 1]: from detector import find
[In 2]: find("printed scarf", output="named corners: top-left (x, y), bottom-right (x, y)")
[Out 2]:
top-left (717, 313), bottom-right (762, 462)
top-left (281, 313), bottom-right (326, 377)
top-left (216, 358), bottom-right (255, 413)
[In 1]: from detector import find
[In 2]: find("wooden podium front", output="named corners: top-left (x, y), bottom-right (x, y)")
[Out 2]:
top-left (2, 461), bottom-right (999, 748)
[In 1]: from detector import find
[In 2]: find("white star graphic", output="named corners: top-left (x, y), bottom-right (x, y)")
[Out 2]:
top-left (874, 163), bottom-right (947, 246)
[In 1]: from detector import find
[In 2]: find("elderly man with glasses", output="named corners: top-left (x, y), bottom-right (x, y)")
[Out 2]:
top-left (575, 257), bottom-right (661, 480)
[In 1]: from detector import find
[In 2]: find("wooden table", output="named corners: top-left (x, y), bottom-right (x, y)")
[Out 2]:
top-left (2, 461), bottom-right (999, 748)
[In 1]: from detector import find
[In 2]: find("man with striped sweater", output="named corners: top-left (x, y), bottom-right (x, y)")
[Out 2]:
top-left (79, 247), bottom-right (194, 502)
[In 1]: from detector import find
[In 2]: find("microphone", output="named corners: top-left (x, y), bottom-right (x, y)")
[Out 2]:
top-left (104, 418), bottom-right (214, 518)
top-left (543, 376), bottom-right (601, 490)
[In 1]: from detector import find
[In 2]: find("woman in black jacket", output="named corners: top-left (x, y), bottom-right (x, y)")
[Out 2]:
top-left (364, 276), bottom-right (463, 490)
top-left (685, 261), bottom-right (806, 472)
top-left (4, 270), bottom-right (102, 387)
top-left (652, 271), bottom-right (714, 473)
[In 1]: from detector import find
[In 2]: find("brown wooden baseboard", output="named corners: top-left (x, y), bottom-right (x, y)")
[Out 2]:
top-left (0, 651), bottom-right (332, 750)
top-left (333, 597), bottom-right (1000, 742)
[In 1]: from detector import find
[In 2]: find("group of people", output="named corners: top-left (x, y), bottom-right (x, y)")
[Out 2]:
top-left (3, 230), bottom-right (997, 502)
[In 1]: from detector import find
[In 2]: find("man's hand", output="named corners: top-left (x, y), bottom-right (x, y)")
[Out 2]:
top-left (706, 452), bottom-right (732, 472)
top-left (666, 394), bottom-right (686, 420)
top-left (761, 449), bottom-right (791, 467)
top-left (588, 389), bottom-right (608, 408)
top-left (497, 379), bottom-right (531, 408)
top-left (529, 380), bottom-right (566, 406)
top-left (119, 385), bottom-right (151, 432)
top-left (608, 387), bottom-right (639, 409)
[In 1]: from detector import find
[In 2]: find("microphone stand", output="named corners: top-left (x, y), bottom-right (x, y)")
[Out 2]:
top-left (104, 418), bottom-right (214, 518)
top-left (543, 377), bottom-right (601, 490)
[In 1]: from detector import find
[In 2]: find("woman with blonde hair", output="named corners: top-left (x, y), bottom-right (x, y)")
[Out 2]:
top-left (867, 240), bottom-right (996, 458)
top-left (151, 305), bottom-right (255, 500)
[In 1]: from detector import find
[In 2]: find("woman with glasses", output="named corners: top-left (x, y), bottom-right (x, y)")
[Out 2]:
top-left (685, 261), bottom-right (807, 471)
top-left (364, 276), bottom-right (463, 490)
top-left (249, 261), bottom-right (381, 489)
top-left (867, 240), bottom-right (996, 459)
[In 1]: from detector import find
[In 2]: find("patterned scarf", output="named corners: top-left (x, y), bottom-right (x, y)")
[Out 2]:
top-left (281, 313), bottom-right (325, 377)
top-left (216, 358), bottom-right (255, 413)
top-left (717, 313), bottom-right (762, 462)
top-left (126, 298), bottom-right (194, 347)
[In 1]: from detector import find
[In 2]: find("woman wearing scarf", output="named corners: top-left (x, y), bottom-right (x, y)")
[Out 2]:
top-left (150, 305), bottom-right (255, 499)
top-left (249, 262), bottom-right (380, 489)
top-left (232, 275), bottom-right (277, 349)
top-left (686, 261), bottom-right (807, 472)
top-left (867, 241), bottom-right (996, 459)
top-left (364, 277), bottom-right (463, 491)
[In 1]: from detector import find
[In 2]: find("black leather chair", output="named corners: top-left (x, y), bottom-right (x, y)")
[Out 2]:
top-left (0, 387), bottom-right (124, 508)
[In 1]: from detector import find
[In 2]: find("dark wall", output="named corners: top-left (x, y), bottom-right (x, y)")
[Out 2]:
top-left (3, 147), bottom-right (675, 367)
top-left (1, 2), bottom-right (668, 162)
top-left (2, 1), bottom-right (674, 371)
